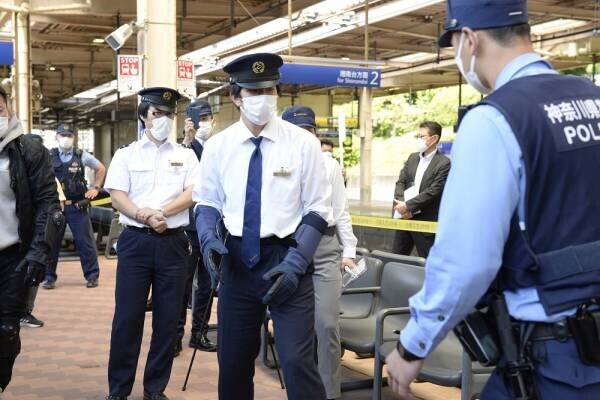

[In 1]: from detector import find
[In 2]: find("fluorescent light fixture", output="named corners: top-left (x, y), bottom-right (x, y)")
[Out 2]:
top-left (389, 52), bottom-right (436, 64)
top-left (341, 56), bottom-right (350, 61)
top-left (74, 80), bottom-right (117, 99)
top-left (531, 19), bottom-right (588, 36)
top-left (193, 0), bottom-right (443, 76)
top-left (92, 37), bottom-right (105, 44)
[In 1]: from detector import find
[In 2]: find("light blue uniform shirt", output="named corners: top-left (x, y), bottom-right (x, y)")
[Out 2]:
top-left (59, 148), bottom-right (100, 169)
top-left (400, 53), bottom-right (575, 357)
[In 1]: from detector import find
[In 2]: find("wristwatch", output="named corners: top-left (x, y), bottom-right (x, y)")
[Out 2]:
top-left (396, 341), bottom-right (423, 361)
top-left (92, 185), bottom-right (100, 190)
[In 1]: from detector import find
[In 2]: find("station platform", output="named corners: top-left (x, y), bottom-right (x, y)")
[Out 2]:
top-left (5, 257), bottom-right (461, 400)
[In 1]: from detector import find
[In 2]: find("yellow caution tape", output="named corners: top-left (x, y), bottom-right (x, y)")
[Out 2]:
top-left (350, 215), bottom-right (437, 233)
top-left (90, 197), bottom-right (112, 207)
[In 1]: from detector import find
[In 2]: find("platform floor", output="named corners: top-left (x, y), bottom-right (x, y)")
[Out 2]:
top-left (4, 257), bottom-right (460, 400)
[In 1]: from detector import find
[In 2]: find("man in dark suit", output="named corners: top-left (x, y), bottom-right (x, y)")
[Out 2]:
top-left (392, 121), bottom-right (450, 258)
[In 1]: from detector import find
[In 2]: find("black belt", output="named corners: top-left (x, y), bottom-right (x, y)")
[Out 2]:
top-left (529, 320), bottom-right (572, 342)
top-left (230, 235), bottom-right (296, 247)
top-left (323, 226), bottom-right (336, 236)
top-left (126, 225), bottom-right (184, 236)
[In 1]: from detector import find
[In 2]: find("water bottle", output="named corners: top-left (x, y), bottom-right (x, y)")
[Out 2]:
top-left (342, 257), bottom-right (367, 287)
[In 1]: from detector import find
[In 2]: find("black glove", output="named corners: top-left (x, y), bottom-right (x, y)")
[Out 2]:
top-left (262, 261), bottom-right (300, 306)
top-left (15, 259), bottom-right (46, 287)
top-left (202, 238), bottom-right (228, 289)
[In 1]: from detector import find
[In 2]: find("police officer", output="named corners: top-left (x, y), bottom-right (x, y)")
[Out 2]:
top-left (386, 1), bottom-right (600, 399)
top-left (174, 99), bottom-right (217, 356)
top-left (0, 87), bottom-right (61, 393)
top-left (193, 53), bottom-right (329, 400)
top-left (282, 105), bottom-right (357, 400)
top-left (43, 123), bottom-right (106, 289)
top-left (104, 87), bottom-right (199, 400)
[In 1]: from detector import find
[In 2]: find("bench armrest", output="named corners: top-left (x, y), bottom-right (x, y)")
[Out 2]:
top-left (375, 307), bottom-right (410, 349)
top-left (341, 286), bottom-right (381, 295)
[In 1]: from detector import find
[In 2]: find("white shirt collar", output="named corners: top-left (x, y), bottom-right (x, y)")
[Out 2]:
top-left (235, 117), bottom-right (279, 145)
top-left (141, 131), bottom-right (175, 149)
top-left (420, 149), bottom-right (437, 161)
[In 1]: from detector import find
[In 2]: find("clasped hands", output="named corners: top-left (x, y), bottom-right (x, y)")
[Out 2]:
top-left (135, 207), bottom-right (167, 233)
top-left (394, 200), bottom-right (413, 220)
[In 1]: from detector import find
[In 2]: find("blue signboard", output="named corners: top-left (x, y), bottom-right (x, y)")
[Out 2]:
top-left (280, 63), bottom-right (381, 88)
top-left (0, 42), bottom-right (13, 65)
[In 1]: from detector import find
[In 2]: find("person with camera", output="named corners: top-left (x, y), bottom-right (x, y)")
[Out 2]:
top-left (43, 123), bottom-right (105, 289)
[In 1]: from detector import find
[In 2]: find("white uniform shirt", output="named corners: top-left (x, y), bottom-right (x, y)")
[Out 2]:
top-left (414, 149), bottom-right (436, 191)
top-left (322, 152), bottom-right (357, 258)
top-left (0, 152), bottom-right (19, 250)
top-left (104, 133), bottom-right (200, 228)
top-left (193, 117), bottom-right (329, 238)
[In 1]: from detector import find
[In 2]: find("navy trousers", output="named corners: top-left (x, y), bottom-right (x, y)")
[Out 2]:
top-left (46, 204), bottom-right (100, 282)
top-left (481, 338), bottom-right (600, 399)
top-left (177, 231), bottom-right (213, 338)
top-left (107, 228), bottom-right (188, 396)
top-left (217, 236), bottom-right (327, 400)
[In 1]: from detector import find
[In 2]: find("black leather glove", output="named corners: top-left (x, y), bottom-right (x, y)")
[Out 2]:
top-left (262, 261), bottom-right (300, 306)
top-left (16, 259), bottom-right (46, 287)
top-left (202, 238), bottom-right (228, 289)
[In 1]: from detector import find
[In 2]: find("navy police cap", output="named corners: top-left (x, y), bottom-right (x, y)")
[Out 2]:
top-left (187, 99), bottom-right (212, 116)
top-left (282, 106), bottom-right (316, 129)
top-left (56, 123), bottom-right (75, 135)
top-left (137, 87), bottom-right (182, 112)
top-left (438, 0), bottom-right (528, 48)
top-left (223, 53), bottom-right (283, 89)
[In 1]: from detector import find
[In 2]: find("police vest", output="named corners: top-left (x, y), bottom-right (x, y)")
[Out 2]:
top-left (51, 148), bottom-right (87, 201)
top-left (480, 74), bottom-right (600, 316)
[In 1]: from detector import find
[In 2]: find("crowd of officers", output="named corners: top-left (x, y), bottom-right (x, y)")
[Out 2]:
top-left (3, 1), bottom-right (600, 399)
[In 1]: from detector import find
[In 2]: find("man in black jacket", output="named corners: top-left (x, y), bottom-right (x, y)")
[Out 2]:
top-left (0, 87), bottom-right (60, 392)
top-left (392, 121), bottom-right (450, 258)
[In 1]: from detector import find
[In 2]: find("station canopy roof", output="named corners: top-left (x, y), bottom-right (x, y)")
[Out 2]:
top-left (4, 0), bottom-right (599, 127)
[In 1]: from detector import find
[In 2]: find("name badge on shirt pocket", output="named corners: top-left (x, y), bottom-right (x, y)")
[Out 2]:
top-left (169, 159), bottom-right (184, 172)
top-left (273, 166), bottom-right (292, 177)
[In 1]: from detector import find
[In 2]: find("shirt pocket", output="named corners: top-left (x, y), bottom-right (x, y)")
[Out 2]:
top-left (128, 162), bottom-right (154, 193)
top-left (266, 156), bottom-right (301, 207)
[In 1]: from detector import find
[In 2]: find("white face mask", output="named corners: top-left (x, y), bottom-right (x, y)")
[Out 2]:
top-left (240, 95), bottom-right (277, 126)
top-left (416, 138), bottom-right (429, 153)
top-left (455, 32), bottom-right (492, 95)
top-left (0, 117), bottom-right (8, 138)
top-left (149, 116), bottom-right (173, 141)
top-left (58, 136), bottom-right (74, 150)
top-left (195, 121), bottom-right (213, 141)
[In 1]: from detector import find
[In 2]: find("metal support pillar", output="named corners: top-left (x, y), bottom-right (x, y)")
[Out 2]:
top-left (15, 3), bottom-right (31, 132)
top-left (359, 0), bottom-right (372, 203)
top-left (137, 0), bottom-right (177, 137)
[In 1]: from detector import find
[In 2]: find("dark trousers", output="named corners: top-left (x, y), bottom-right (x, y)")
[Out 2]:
top-left (218, 236), bottom-right (326, 400)
top-left (392, 230), bottom-right (435, 258)
top-left (46, 204), bottom-right (100, 282)
top-left (177, 231), bottom-right (213, 338)
top-left (107, 228), bottom-right (188, 396)
top-left (0, 245), bottom-right (26, 391)
top-left (481, 338), bottom-right (600, 399)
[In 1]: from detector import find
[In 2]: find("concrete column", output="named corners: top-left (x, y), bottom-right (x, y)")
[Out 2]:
top-left (137, 0), bottom-right (177, 137)
top-left (359, 87), bottom-right (372, 203)
top-left (14, 5), bottom-right (31, 132)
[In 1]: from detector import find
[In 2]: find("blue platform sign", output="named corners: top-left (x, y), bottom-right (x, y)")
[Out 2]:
top-left (280, 63), bottom-right (381, 88)
top-left (0, 42), bottom-right (13, 65)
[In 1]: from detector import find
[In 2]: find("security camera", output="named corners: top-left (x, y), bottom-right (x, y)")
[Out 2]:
top-left (105, 22), bottom-right (135, 51)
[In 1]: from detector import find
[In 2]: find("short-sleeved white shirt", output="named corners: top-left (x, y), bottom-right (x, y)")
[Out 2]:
top-left (104, 134), bottom-right (200, 228)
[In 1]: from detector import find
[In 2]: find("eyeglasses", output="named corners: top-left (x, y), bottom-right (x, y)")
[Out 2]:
top-left (152, 110), bottom-right (176, 119)
top-left (414, 134), bottom-right (430, 140)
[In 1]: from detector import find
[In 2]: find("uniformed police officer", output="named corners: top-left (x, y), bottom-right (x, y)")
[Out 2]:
top-left (386, 1), bottom-right (600, 399)
top-left (193, 53), bottom-right (329, 400)
top-left (43, 123), bottom-right (106, 289)
top-left (104, 87), bottom-right (199, 400)
top-left (282, 105), bottom-right (357, 400)
top-left (174, 99), bottom-right (216, 356)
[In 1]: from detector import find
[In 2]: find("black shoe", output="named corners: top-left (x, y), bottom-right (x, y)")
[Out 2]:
top-left (105, 396), bottom-right (128, 400)
top-left (189, 332), bottom-right (216, 352)
top-left (173, 337), bottom-right (182, 358)
top-left (42, 280), bottom-right (55, 290)
top-left (143, 391), bottom-right (169, 400)
top-left (20, 312), bottom-right (44, 328)
top-left (86, 279), bottom-right (99, 288)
